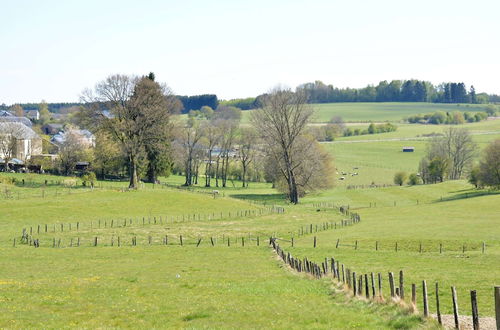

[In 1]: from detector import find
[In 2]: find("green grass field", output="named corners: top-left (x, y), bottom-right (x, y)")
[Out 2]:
top-left (1, 102), bottom-right (499, 328)
top-left (240, 102), bottom-right (490, 123)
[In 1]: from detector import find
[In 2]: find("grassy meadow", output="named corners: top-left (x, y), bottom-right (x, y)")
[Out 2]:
top-left (2, 103), bottom-right (500, 328)
top-left (240, 102), bottom-right (491, 123)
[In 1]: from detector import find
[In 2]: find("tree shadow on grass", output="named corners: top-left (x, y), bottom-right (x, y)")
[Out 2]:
top-left (434, 189), bottom-right (500, 203)
top-left (230, 193), bottom-right (287, 205)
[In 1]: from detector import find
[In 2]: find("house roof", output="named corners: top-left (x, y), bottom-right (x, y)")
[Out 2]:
top-left (0, 116), bottom-right (33, 127)
top-left (26, 110), bottom-right (39, 115)
top-left (43, 123), bottom-right (63, 129)
top-left (0, 110), bottom-right (14, 117)
top-left (0, 122), bottom-right (39, 139)
top-left (51, 129), bottom-right (95, 145)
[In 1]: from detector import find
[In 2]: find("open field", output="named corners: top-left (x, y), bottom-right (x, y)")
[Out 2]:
top-left (0, 178), bottom-right (431, 328)
top-left (240, 102), bottom-right (491, 123)
top-left (2, 103), bottom-right (500, 328)
top-left (321, 119), bottom-right (500, 186)
top-left (1, 246), bottom-right (430, 328)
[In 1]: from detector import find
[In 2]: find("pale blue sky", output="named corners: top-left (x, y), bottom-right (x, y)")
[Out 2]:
top-left (1, 0), bottom-right (499, 104)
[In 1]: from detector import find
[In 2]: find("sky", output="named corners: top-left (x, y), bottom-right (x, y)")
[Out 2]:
top-left (1, 0), bottom-right (499, 104)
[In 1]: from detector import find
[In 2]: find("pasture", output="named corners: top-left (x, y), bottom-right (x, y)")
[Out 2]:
top-left (2, 104), bottom-right (500, 328)
top-left (240, 102), bottom-right (490, 123)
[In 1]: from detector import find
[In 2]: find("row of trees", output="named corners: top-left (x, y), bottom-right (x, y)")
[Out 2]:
top-left (407, 111), bottom-right (488, 125)
top-left (297, 80), bottom-right (491, 104)
top-left (75, 75), bottom-right (333, 203)
top-left (407, 128), bottom-right (500, 189)
top-left (419, 128), bottom-right (476, 184)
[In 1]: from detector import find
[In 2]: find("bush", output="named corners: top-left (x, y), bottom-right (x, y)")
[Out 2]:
top-left (82, 172), bottom-right (97, 187)
top-left (408, 173), bottom-right (421, 185)
top-left (394, 171), bottom-right (407, 186)
top-left (0, 176), bottom-right (16, 185)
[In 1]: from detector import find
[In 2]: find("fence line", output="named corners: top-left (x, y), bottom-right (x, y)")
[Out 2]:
top-left (17, 206), bottom-right (285, 240)
top-left (269, 238), bottom-right (500, 328)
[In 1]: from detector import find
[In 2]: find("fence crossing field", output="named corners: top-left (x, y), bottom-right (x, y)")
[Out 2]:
top-left (2, 110), bottom-right (500, 328)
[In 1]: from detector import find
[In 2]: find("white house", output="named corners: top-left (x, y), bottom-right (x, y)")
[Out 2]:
top-left (0, 122), bottom-right (42, 162)
top-left (25, 110), bottom-right (40, 121)
top-left (51, 129), bottom-right (96, 148)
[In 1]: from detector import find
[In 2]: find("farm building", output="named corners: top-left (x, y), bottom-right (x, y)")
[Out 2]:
top-left (402, 146), bottom-right (414, 152)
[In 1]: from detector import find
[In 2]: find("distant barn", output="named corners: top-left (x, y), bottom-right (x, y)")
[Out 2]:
top-left (402, 147), bottom-right (415, 152)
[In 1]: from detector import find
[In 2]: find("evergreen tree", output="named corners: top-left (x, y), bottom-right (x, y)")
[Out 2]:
top-left (469, 85), bottom-right (477, 104)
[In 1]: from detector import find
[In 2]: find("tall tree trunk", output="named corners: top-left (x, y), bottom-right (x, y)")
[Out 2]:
top-left (289, 172), bottom-right (298, 204)
top-left (242, 163), bottom-right (246, 187)
top-left (129, 154), bottom-right (139, 189)
top-left (215, 157), bottom-right (220, 187)
top-left (147, 164), bottom-right (157, 184)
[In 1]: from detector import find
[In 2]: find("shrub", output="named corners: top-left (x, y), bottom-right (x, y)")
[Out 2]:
top-left (408, 173), bottom-right (421, 185)
top-left (394, 171), bottom-right (407, 186)
top-left (82, 172), bottom-right (97, 187)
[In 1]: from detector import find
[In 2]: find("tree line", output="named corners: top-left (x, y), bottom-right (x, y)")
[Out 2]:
top-left (4, 79), bottom-right (498, 116)
top-left (297, 80), bottom-right (494, 104)
top-left (71, 74), bottom-right (333, 204)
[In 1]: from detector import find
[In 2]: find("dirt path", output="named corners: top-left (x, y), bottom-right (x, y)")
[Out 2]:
top-left (432, 314), bottom-right (497, 329)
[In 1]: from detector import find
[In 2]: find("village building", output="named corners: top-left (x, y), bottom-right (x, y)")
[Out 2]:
top-left (25, 109), bottom-right (40, 121)
top-left (51, 129), bottom-right (96, 148)
top-left (0, 122), bottom-right (43, 163)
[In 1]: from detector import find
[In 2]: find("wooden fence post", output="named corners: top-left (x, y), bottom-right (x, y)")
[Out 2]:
top-left (436, 282), bottom-right (442, 325)
top-left (378, 273), bottom-right (382, 298)
top-left (399, 270), bottom-right (404, 300)
top-left (313, 236), bottom-right (317, 248)
top-left (365, 274), bottom-right (369, 298)
top-left (388, 272), bottom-right (395, 298)
top-left (451, 286), bottom-right (460, 329)
top-left (353, 272), bottom-right (357, 296)
top-left (494, 286), bottom-right (500, 330)
top-left (423, 280), bottom-right (429, 317)
top-left (370, 272), bottom-right (376, 297)
top-left (470, 290), bottom-right (479, 330)
top-left (411, 283), bottom-right (416, 305)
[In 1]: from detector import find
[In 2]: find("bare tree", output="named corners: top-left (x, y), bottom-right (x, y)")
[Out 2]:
top-left (218, 119), bottom-right (238, 187)
top-left (58, 127), bottom-right (93, 175)
top-left (174, 118), bottom-right (204, 186)
top-left (238, 128), bottom-right (257, 187)
top-left (0, 123), bottom-right (25, 171)
top-left (11, 104), bottom-right (24, 117)
top-left (200, 121), bottom-right (220, 187)
top-left (251, 87), bottom-right (315, 204)
top-left (423, 127), bottom-right (476, 181)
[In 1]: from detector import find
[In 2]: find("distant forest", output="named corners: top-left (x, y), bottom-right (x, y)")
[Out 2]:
top-left (296, 80), bottom-right (497, 104)
top-left (1, 79), bottom-right (499, 113)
